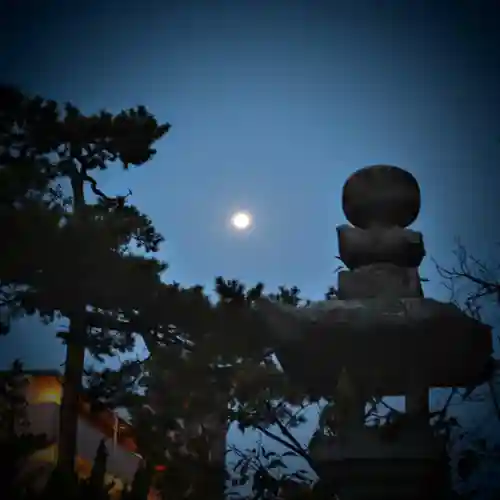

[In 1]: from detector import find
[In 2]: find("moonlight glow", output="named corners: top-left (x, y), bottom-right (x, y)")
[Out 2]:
top-left (231, 211), bottom-right (252, 230)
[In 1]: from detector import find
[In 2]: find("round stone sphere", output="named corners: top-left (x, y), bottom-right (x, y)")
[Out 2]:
top-left (342, 165), bottom-right (421, 229)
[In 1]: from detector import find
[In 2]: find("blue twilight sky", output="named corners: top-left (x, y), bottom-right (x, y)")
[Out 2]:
top-left (1, 0), bottom-right (500, 476)
top-left (1, 0), bottom-right (499, 369)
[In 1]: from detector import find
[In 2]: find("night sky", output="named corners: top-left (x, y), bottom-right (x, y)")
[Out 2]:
top-left (1, 0), bottom-right (499, 489)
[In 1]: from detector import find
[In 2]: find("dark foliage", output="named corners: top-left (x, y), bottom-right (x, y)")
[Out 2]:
top-left (0, 360), bottom-right (50, 500)
top-left (0, 83), bottom-right (171, 473)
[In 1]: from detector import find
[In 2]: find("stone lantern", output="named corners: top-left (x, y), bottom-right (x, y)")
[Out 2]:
top-left (254, 165), bottom-right (493, 500)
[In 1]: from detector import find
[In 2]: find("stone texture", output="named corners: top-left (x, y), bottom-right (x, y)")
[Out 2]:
top-left (315, 457), bottom-right (449, 500)
top-left (342, 165), bottom-right (421, 229)
top-left (337, 225), bottom-right (425, 269)
top-left (337, 264), bottom-right (422, 299)
top-left (257, 297), bottom-right (492, 395)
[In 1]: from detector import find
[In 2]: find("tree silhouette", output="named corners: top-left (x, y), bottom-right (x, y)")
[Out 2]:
top-left (435, 243), bottom-right (500, 499)
top-left (87, 264), bottom-right (500, 499)
top-left (84, 278), bottom-right (329, 497)
top-left (0, 84), bottom-right (171, 476)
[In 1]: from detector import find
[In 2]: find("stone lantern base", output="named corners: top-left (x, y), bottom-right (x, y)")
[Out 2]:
top-left (315, 456), bottom-right (450, 500)
top-left (198, 462), bottom-right (226, 498)
top-left (311, 426), bottom-right (451, 500)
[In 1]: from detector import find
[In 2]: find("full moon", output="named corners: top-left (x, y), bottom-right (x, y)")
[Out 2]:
top-left (231, 211), bottom-right (252, 230)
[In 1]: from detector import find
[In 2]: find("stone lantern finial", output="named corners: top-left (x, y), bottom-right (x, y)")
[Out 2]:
top-left (342, 164), bottom-right (421, 229)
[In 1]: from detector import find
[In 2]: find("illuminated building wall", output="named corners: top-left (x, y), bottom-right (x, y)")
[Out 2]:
top-left (18, 370), bottom-right (144, 498)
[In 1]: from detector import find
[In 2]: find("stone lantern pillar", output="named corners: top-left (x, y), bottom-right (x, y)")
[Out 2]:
top-left (338, 165), bottom-right (428, 418)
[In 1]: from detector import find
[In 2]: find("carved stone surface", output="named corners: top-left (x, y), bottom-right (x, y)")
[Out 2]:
top-left (314, 456), bottom-right (449, 500)
top-left (342, 165), bottom-right (421, 229)
top-left (255, 297), bottom-right (492, 394)
top-left (311, 416), bottom-right (449, 500)
top-left (337, 225), bottom-right (425, 269)
top-left (337, 264), bottom-right (422, 299)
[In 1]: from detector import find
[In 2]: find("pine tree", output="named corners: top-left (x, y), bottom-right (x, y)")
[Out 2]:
top-left (0, 84), bottom-right (171, 476)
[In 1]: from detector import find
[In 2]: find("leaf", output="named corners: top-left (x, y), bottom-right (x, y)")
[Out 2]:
top-left (232, 457), bottom-right (245, 472)
top-left (290, 470), bottom-right (309, 482)
top-left (240, 460), bottom-right (251, 476)
top-left (267, 458), bottom-right (285, 469)
top-left (238, 474), bottom-right (248, 486)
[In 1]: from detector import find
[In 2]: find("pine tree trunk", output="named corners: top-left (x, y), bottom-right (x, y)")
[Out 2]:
top-left (57, 334), bottom-right (85, 475)
top-left (57, 172), bottom-right (87, 476)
